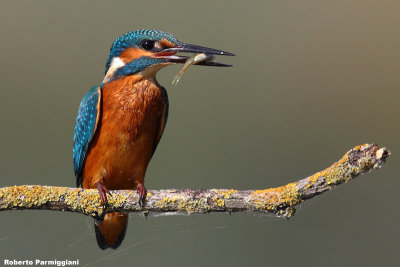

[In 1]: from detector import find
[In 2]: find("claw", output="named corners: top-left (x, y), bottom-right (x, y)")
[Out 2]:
top-left (137, 185), bottom-right (147, 207)
top-left (96, 181), bottom-right (109, 207)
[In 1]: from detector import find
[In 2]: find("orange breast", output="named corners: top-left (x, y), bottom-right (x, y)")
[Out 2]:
top-left (82, 76), bottom-right (167, 190)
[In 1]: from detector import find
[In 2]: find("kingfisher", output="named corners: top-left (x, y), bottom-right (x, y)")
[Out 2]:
top-left (72, 29), bottom-right (234, 249)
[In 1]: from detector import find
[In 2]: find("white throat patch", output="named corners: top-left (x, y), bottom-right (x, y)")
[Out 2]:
top-left (103, 57), bottom-right (125, 83)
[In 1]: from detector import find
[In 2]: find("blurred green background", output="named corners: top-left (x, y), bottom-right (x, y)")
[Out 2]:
top-left (0, 1), bottom-right (399, 266)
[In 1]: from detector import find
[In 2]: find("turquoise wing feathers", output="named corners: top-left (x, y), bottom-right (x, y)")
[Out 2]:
top-left (73, 85), bottom-right (101, 187)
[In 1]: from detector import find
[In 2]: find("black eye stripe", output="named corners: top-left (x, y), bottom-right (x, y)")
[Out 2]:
top-left (141, 39), bottom-right (155, 50)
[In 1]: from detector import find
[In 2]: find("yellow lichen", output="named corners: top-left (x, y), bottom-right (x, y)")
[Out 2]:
top-left (353, 143), bottom-right (369, 151)
top-left (209, 189), bottom-right (239, 209)
top-left (212, 189), bottom-right (238, 199)
top-left (155, 195), bottom-right (208, 213)
top-left (212, 197), bottom-right (225, 207)
top-left (250, 182), bottom-right (301, 211)
top-left (0, 144), bottom-right (384, 218)
top-left (305, 151), bottom-right (352, 189)
top-left (177, 198), bottom-right (207, 213)
top-left (303, 144), bottom-right (375, 188)
top-left (305, 171), bottom-right (323, 189)
top-left (108, 192), bottom-right (127, 208)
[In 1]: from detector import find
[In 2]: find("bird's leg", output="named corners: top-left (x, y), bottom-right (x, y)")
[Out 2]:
top-left (136, 184), bottom-right (147, 207)
top-left (96, 181), bottom-right (109, 207)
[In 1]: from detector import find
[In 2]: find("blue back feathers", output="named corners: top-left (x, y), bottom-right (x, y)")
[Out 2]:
top-left (105, 29), bottom-right (179, 74)
top-left (73, 85), bottom-right (101, 187)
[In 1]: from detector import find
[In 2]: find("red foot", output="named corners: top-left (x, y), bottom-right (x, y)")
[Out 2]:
top-left (96, 182), bottom-right (109, 206)
top-left (137, 185), bottom-right (147, 207)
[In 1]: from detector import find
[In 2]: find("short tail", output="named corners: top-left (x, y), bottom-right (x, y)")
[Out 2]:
top-left (94, 212), bottom-right (128, 250)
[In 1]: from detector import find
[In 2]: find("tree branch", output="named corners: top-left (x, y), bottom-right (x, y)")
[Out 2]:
top-left (0, 143), bottom-right (390, 219)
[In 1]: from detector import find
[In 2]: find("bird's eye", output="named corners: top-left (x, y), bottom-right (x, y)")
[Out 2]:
top-left (141, 39), bottom-right (155, 50)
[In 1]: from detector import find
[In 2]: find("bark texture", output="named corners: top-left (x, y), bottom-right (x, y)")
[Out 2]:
top-left (0, 143), bottom-right (390, 219)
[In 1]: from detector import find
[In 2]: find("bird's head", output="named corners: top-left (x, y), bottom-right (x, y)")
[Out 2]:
top-left (103, 29), bottom-right (234, 82)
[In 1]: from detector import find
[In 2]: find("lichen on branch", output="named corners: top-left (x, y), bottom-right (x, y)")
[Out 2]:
top-left (0, 143), bottom-right (390, 219)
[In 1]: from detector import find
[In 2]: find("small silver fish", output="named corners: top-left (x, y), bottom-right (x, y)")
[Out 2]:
top-left (172, 53), bottom-right (210, 85)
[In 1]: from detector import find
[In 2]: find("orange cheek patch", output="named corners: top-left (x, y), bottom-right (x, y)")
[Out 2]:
top-left (119, 48), bottom-right (154, 64)
top-left (159, 38), bottom-right (176, 48)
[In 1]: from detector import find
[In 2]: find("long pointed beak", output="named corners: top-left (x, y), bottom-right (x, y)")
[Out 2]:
top-left (159, 41), bottom-right (235, 67)
top-left (165, 42), bottom-right (235, 56)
